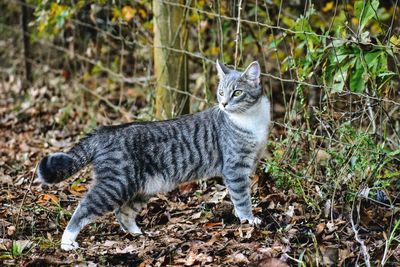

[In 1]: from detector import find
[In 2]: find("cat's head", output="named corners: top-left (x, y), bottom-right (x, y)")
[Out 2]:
top-left (216, 60), bottom-right (262, 114)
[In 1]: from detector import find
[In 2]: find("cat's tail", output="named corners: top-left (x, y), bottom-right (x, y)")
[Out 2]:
top-left (37, 135), bottom-right (95, 184)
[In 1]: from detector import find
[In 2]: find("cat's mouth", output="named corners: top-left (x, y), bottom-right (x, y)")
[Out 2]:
top-left (219, 104), bottom-right (249, 114)
top-left (219, 103), bottom-right (227, 112)
top-left (219, 103), bottom-right (235, 113)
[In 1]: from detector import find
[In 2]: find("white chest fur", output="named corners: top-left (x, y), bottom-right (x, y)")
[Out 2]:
top-left (227, 97), bottom-right (271, 145)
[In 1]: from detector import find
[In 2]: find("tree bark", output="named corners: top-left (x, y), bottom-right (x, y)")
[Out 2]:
top-left (153, 0), bottom-right (189, 119)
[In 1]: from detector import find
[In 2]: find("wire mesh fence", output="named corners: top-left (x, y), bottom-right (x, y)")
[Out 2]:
top-left (0, 0), bottom-right (400, 264)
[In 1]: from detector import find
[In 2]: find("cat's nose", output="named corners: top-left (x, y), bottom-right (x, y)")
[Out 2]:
top-left (221, 101), bottom-right (227, 107)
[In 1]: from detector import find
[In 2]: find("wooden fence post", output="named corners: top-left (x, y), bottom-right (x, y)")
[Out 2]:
top-left (153, 0), bottom-right (189, 119)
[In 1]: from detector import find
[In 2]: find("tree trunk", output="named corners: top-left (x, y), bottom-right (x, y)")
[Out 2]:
top-left (153, 0), bottom-right (189, 119)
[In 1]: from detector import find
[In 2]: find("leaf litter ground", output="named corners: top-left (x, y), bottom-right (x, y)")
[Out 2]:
top-left (0, 77), bottom-right (399, 266)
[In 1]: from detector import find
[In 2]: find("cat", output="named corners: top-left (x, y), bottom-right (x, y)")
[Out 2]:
top-left (37, 60), bottom-right (271, 251)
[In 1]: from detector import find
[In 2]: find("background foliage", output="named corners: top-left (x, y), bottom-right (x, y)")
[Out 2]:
top-left (1, 0), bottom-right (399, 266)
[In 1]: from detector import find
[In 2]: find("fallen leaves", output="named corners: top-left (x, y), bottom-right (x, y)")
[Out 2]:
top-left (37, 193), bottom-right (59, 205)
top-left (316, 222), bottom-right (326, 235)
top-left (1, 74), bottom-right (399, 266)
top-left (69, 183), bottom-right (87, 196)
top-left (203, 221), bottom-right (223, 228)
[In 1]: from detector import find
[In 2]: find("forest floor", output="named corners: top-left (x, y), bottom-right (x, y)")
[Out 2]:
top-left (0, 77), bottom-right (399, 267)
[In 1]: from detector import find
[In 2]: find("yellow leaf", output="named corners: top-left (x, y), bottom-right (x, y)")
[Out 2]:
top-left (390, 35), bottom-right (400, 46)
top-left (38, 194), bottom-right (59, 205)
top-left (138, 8), bottom-right (147, 19)
top-left (276, 149), bottom-right (285, 156)
top-left (71, 183), bottom-right (87, 192)
top-left (122, 6), bottom-right (136, 22)
top-left (112, 7), bottom-right (122, 22)
top-left (50, 3), bottom-right (68, 17)
top-left (322, 1), bottom-right (334, 12)
top-left (208, 47), bottom-right (220, 56)
top-left (351, 17), bottom-right (359, 26)
top-left (282, 17), bottom-right (296, 28)
top-left (370, 23), bottom-right (382, 35)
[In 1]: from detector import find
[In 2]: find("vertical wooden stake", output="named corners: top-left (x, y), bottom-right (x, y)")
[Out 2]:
top-left (153, 0), bottom-right (189, 119)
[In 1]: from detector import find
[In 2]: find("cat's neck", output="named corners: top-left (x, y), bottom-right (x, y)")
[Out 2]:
top-left (226, 96), bottom-right (270, 143)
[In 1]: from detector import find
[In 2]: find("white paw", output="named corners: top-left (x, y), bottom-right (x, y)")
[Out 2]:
top-left (250, 217), bottom-right (262, 225)
top-left (240, 216), bottom-right (262, 225)
top-left (61, 241), bottom-right (79, 251)
top-left (128, 225), bottom-right (143, 235)
top-left (121, 222), bottom-right (142, 235)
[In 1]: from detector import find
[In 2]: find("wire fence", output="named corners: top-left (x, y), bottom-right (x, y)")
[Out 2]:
top-left (1, 2), bottom-right (400, 264)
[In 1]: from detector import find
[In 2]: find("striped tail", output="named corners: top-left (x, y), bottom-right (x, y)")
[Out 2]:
top-left (37, 135), bottom-right (95, 184)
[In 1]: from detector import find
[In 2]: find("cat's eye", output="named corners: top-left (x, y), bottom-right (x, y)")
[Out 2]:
top-left (219, 90), bottom-right (224, 96)
top-left (233, 90), bottom-right (243, 97)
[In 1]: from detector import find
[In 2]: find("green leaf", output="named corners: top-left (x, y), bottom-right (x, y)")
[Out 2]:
top-left (364, 50), bottom-right (381, 66)
top-left (354, 0), bottom-right (380, 31)
top-left (282, 16), bottom-right (296, 28)
top-left (332, 63), bottom-right (350, 92)
top-left (365, 50), bottom-right (388, 74)
top-left (268, 38), bottom-right (283, 49)
top-left (350, 60), bottom-right (366, 92)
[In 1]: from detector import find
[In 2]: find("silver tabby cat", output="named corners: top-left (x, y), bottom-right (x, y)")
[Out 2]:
top-left (37, 60), bottom-right (271, 251)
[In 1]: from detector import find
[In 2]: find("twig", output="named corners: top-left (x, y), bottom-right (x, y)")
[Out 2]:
top-left (20, 0), bottom-right (32, 88)
top-left (381, 219), bottom-right (400, 266)
top-left (350, 198), bottom-right (371, 267)
top-left (77, 83), bottom-right (133, 121)
top-left (234, 0), bottom-right (243, 69)
top-left (15, 162), bottom-right (38, 231)
top-left (365, 87), bottom-right (377, 134)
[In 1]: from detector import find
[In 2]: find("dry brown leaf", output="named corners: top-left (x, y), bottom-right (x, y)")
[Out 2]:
top-left (326, 221), bottom-right (337, 232)
top-left (0, 174), bottom-right (12, 185)
top-left (316, 222), bottom-right (326, 234)
top-left (37, 194), bottom-right (59, 205)
top-left (203, 222), bottom-right (223, 228)
top-left (103, 240), bottom-right (118, 247)
top-left (7, 225), bottom-right (16, 236)
top-left (184, 250), bottom-right (197, 266)
top-left (115, 245), bottom-right (136, 254)
top-left (205, 233), bottom-right (220, 246)
top-left (46, 232), bottom-right (53, 242)
top-left (191, 211), bottom-right (202, 219)
top-left (233, 253), bottom-right (249, 264)
top-left (209, 190), bottom-right (227, 204)
top-left (285, 205), bottom-right (295, 217)
top-left (316, 149), bottom-right (331, 163)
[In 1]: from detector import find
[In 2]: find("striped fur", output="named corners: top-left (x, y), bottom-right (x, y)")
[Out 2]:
top-left (38, 60), bottom-right (271, 250)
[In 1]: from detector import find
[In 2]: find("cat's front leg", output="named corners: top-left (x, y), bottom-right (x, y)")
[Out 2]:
top-left (223, 174), bottom-right (261, 225)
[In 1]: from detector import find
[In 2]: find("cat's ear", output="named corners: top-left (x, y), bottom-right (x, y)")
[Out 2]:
top-left (216, 59), bottom-right (230, 79)
top-left (241, 61), bottom-right (261, 86)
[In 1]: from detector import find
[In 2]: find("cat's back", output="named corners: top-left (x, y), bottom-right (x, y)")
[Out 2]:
top-left (92, 106), bottom-right (221, 153)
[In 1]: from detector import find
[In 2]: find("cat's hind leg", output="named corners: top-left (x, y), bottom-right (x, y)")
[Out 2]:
top-left (115, 194), bottom-right (148, 235)
top-left (61, 181), bottom-right (125, 251)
